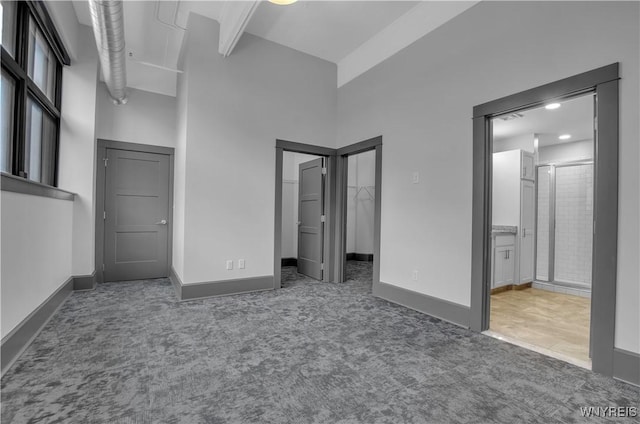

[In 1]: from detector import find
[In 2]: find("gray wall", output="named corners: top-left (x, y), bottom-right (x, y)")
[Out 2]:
top-left (337, 1), bottom-right (639, 353)
top-left (177, 14), bottom-right (337, 284)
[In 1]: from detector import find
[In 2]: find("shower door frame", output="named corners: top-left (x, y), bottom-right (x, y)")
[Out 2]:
top-left (534, 160), bottom-right (595, 287)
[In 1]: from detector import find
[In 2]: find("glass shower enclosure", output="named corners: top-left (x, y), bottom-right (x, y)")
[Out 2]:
top-left (535, 162), bottom-right (594, 289)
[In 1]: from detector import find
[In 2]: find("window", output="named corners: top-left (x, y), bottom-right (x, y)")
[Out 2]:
top-left (1, 1), bottom-right (69, 186)
top-left (28, 17), bottom-right (57, 101)
top-left (1, 70), bottom-right (16, 173)
top-left (1, 0), bottom-right (16, 58)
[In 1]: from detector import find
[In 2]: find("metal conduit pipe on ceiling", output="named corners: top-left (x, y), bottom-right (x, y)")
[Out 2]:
top-left (88, 0), bottom-right (128, 105)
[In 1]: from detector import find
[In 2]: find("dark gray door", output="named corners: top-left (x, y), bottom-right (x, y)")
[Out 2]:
top-left (104, 148), bottom-right (170, 281)
top-left (297, 157), bottom-right (324, 280)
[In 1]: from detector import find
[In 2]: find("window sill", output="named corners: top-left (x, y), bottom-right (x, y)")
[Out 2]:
top-left (1, 172), bottom-right (75, 201)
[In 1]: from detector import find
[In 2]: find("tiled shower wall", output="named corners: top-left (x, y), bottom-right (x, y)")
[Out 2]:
top-left (553, 164), bottom-right (594, 286)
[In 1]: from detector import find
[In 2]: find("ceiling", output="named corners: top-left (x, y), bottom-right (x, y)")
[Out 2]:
top-left (492, 94), bottom-right (594, 147)
top-left (245, 1), bottom-right (417, 63)
top-left (71, 0), bottom-right (474, 97)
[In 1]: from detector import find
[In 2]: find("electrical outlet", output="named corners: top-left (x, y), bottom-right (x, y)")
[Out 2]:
top-left (412, 270), bottom-right (418, 281)
top-left (412, 171), bottom-right (419, 184)
top-left (226, 260), bottom-right (233, 270)
top-left (238, 259), bottom-right (246, 269)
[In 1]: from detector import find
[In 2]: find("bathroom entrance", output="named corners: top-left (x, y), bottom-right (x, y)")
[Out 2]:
top-left (488, 94), bottom-right (595, 368)
top-left (471, 64), bottom-right (619, 378)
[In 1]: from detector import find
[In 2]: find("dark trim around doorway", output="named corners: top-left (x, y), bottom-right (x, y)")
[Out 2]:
top-left (95, 139), bottom-right (175, 283)
top-left (274, 139), bottom-right (336, 288)
top-left (471, 63), bottom-right (620, 378)
top-left (335, 136), bottom-right (382, 288)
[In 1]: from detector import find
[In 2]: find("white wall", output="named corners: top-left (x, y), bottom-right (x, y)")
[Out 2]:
top-left (95, 84), bottom-right (177, 148)
top-left (57, 25), bottom-right (98, 277)
top-left (538, 139), bottom-right (593, 164)
top-left (178, 14), bottom-right (336, 284)
top-left (1, 192), bottom-right (73, 337)
top-left (347, 150), bottom-right (375, 255)
top-left (493, 134), bottom-right (534, 153)
top-left (337, 1), bottom-right (639, 353)
top-left (173, 53), bottom-right (189, 279)
top-left (281, 152), bottom-right (320, 259)
top-left (1, 9), bottom-right (97, 338)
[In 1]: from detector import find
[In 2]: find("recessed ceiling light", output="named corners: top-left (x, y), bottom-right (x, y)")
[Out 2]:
top-left (545, 103), bottom-right (561, 110)
top-left (268, 0), bottom-right (298, 4)
top-left (558, 134), bottom-right (571, 140)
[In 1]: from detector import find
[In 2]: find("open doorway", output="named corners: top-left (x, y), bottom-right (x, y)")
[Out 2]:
top-left (488, 94), bottom-right (594, 368)
top-left (281, 151), bottom-right (326, 287)
top-left (274, 140), bottom-right (336, 290)
top-left (274, 137), bottom-right (382, 290)
top-left (335, 136), bottom-right (382, 290)
top-left (471, 63), bottom-right (619, 377)
top-left (344, 150), bottom-right (376, 286)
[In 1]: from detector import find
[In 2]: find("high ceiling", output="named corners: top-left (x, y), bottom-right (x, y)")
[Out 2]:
top-left (493, 94), bottom-right (594, 147)
top-left (71, 0), bottom-right (476, 97)
top-left (245, 1), bottom-right (417, 63)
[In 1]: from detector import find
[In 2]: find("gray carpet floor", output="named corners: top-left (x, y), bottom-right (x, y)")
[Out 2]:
top-left (2, 261), bottom-right (638, 423)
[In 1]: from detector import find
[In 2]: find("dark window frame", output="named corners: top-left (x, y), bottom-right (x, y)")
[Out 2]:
top-left (1, 0), bottom-right (69, 187)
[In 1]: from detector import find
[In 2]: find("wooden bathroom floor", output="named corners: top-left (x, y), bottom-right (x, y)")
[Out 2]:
top-left (490, 288), bottom-right (591, 364)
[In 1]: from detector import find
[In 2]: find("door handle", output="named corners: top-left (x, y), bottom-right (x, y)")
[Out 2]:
top-left (156, 219), bottom-right (167, 225)
top-left (296, 221), bottom-right (301, 226)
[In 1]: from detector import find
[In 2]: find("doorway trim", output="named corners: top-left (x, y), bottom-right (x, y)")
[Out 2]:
top-left (470, 63), bottom-right (619, 377)
top-left (335, 136), bottom-right (383, 287)
top-left (274, 139), bottom-right (336, 288)
top-left (95, 139), bottom-right (175, 283)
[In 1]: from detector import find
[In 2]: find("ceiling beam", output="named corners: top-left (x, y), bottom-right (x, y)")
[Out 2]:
top-left (337, 1), bottom-right (480, 87)
top-left (218, 0), bottom-right (260, 57)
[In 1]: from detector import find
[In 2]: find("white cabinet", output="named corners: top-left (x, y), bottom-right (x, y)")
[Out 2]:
top-left (492, 234), bottom-right (515, 288)
top-left (492, 149), bottom-right (536, 286)
top-left (521, 151), bottom-right (535, 181)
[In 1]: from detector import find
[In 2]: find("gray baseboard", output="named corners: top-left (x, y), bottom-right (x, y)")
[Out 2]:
top-left (613, 348), bottom-right (640, 386)
top-left (346, 253), bottom-right (374, 262)
top-left (169, 267), bottom-right (183, 299)
top-left (1, 277), bottom-right (74, 377)
top-left (170, 267), bottom-right (273, 301)
top-left (373, 281), bottom-right (470, 328)
top-left (281, 257), bottom-right (297, 267)
top-left (73, 272), bottom-right (96, 291)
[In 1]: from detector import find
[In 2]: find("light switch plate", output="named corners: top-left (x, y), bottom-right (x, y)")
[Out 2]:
top-left (412, 171), bottom-right (419, 184)
top-left (226, 260), bottom-right (233, 270)
top-left (238, 259), bottom-right (245, 269)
